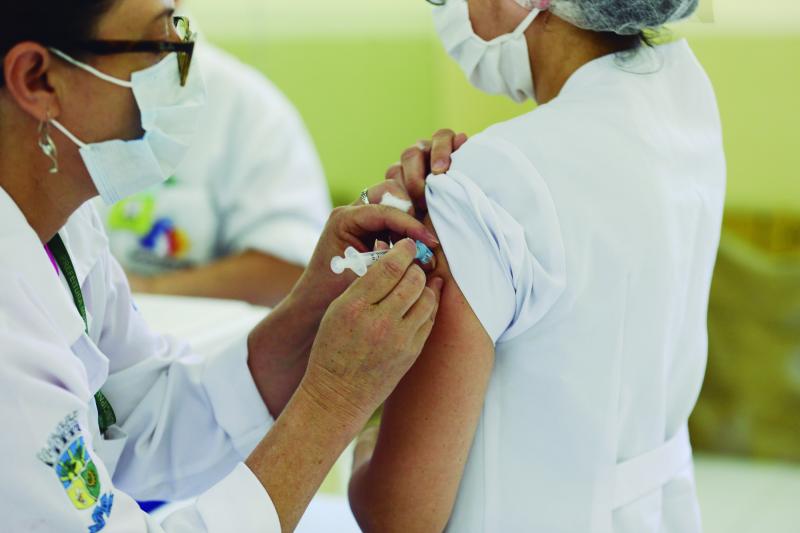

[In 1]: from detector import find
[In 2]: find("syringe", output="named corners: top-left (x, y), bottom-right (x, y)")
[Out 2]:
top-left (331, 241), bottom-right (434, 277)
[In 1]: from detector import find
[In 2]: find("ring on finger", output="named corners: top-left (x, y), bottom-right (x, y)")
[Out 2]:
top-left (359, 188), bottom-right (370, 205)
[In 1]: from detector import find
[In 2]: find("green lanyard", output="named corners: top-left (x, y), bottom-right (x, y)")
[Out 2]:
top-left (48, 234), bottom-right (117, 435)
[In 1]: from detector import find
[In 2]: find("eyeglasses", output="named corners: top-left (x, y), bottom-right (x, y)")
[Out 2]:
top-left (70, 16), bottom-right (197, 86)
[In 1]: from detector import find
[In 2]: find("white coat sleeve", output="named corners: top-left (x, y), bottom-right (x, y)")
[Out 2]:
top-left (0, 283), bottom-right (280, 533)
top-left (95, 249), bottom-right (274, 502)
top-left (213, 68), bottom-right (331, 267)
top-left (425, 135), bottom-right (567, 344)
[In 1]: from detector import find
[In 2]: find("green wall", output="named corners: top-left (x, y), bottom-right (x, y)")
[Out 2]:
top-left (216, 32), bottom-right (799, 209)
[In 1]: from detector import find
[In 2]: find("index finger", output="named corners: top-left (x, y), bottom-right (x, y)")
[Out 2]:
top-left (430, 129), bottom-right (458, 175)
top-left (351, 238), bottom-right (419, 304)
top-left (346, 204), bottom-right (439, 249)
top-left (399, 141), bottom-right (431, 211)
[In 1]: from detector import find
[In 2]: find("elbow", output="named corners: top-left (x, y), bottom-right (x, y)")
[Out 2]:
top-left (348, 465), bottom-right (450, 533)
top-left (348, 466), bottom-right (378, 532)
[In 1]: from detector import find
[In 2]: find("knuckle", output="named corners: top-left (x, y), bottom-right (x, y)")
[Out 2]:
top-left (374, 316), bottom-right (394, 335)
top-left (337, 293), bottom-right (365, 316)
top-left (386, 180), bottom-right (409, 198)
top-left (421, 286), bottom-right (437, 307)
top-left (330, 206), bottom-right (347, 223)
top-left (367, 314), bottom-right (394, 340)
top-left (385, 164), bottom-right (402, 179)
top-left (381, 258), bottom-right (407, 281)
top-left (434, 128), bottom-right (455, 139)
top-left (401, 147), bottom-right (421, 162)
top-left (407, 265), bottom-right (426, 287)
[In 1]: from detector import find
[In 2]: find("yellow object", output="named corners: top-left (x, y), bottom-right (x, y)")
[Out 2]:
top-left (690, 213), bottom-right (800, 461)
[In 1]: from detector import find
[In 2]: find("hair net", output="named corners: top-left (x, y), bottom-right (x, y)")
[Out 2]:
top-left (515, 0), bottom-right (699, 35)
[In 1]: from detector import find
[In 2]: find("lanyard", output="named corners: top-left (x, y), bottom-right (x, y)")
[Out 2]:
top-left (47, 234), bottom-right (117, 435)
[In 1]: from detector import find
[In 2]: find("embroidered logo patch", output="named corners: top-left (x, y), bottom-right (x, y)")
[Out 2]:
top-left (38, 411), bottom-right (114, 531)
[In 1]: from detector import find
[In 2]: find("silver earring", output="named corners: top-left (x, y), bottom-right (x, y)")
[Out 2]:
top-left (38, 114), bottom-right (59, 174)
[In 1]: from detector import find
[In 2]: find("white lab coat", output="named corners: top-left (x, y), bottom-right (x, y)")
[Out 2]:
top-left (427, 40), bottom-right (725, 532)
top-left (0, 187), bottom-right (281, 532)
top-left (97, 43), bottom-right (331, 275)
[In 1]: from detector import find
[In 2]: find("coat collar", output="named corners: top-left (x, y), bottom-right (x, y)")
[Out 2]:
top-left (59, 198), bottom-right (109, 288)
top-left (558, 39), bottom-right (687, 100)
top-left (0, 186), bottom-right (107, 346)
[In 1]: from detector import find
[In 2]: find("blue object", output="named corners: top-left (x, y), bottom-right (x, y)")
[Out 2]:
top-left (415, 241), bottom-right (435, 265)
top-left (138, 500), bottom-right (167, 513)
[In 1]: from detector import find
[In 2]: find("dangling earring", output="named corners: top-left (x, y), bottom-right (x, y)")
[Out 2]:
top-left (38, 113), bottom-right (59, 174)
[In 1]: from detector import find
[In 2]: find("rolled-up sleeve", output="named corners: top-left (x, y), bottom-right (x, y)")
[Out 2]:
top-left (425, 135), bottom-right (567, 344)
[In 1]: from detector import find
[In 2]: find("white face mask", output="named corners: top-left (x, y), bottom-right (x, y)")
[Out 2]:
top-left (432, 0), bottom-right (540, 103)
top-left (49, 50), bottom-right (207, 205)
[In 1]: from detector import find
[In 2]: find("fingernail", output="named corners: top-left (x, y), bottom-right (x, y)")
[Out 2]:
top-left (432, 159), bottom-right (449, 173)
top-left (432, 277), bottom-right (444, 293)
top-left (425, 230), bottom-right (440, 246)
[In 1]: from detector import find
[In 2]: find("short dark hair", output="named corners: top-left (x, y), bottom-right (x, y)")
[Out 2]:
top-left (0, 1), bottom-right (117, 86)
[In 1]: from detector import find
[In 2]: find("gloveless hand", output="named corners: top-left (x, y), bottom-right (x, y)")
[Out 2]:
top-left (300, 238), bottom-right (443, 427)
top-left (292, 204), bottom-right (439, 317)
top-left (385, 129), bottom-right (469, 214)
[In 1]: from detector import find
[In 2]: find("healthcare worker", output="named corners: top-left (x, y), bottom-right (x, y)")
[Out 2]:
top-left (98, 1), bottom-right (330, 308)
top-left (0, 1), bottom-right (442, 531)
top-left (350, 0), bottom-right (725, 532)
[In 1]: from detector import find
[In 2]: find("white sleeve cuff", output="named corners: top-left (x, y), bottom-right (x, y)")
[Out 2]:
top-left (195, 463), bottom-right (281, 532)
top-left (204, 335), bottom-right (274, 459)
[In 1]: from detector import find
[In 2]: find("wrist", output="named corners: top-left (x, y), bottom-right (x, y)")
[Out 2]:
top-left (248, 286), bottom-right (320, 361)
top-left (297, 368), bottom-right (372, 433)
top-left (290, 271), bottom-right (339, 320)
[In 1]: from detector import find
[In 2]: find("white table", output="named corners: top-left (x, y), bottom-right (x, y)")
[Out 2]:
top-left (138, 295), bottom-right (800, 533)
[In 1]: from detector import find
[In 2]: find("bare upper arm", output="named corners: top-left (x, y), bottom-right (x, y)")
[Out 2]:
top-left (349, 216), bottom-right (495, 532)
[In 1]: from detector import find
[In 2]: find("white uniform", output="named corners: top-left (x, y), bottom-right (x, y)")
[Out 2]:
top-left (97, 44), bottom-right (330, 275)
top-left (427, 40), bottom-right (725, 532)
top-left (0, 187), bottom-right (281, 532)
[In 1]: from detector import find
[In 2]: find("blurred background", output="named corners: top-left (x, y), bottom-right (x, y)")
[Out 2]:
top-left (180, 0), bottom-right (799, 529)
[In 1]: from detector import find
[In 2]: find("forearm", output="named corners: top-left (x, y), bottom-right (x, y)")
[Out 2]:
top-left (246, 279), bottom-right (331, 417)
top-left (138, 251), bottom-right (304, 308)
top-left (247, 380), bottom-right (367, 532)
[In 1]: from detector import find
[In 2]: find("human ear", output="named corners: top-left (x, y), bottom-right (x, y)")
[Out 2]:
top-left (3, 43), bottom-right (63, 122)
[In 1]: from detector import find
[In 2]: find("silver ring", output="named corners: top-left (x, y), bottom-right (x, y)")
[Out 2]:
top-left (359, 189), bottom-right (370, 205)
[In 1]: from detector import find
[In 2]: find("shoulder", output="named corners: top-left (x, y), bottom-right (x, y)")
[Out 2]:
top-left (444, 116), bottom-right (563, 223)
top-left (426, 129), bottom-right (568, 342)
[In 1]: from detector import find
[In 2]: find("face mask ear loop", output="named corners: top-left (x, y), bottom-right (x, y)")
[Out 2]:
top-left (512, 8), bottom-right (541, 38)
top-left (476, 6), bottom-right (540, 45)
top-left (49, 48), bottom-right (134, 89)
top-left (50, 119), bottom-right (89, 150)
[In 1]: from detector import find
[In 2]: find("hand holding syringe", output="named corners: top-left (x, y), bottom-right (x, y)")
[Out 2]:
top-left (332, 240), bottom-right (435, 277)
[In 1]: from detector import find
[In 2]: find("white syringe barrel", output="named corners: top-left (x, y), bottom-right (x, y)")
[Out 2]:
top-left (331, 241), bottom-right (433, 277)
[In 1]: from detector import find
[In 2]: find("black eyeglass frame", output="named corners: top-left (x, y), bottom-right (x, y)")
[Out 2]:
top-left (68, 16), bottom-right (196, 86)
